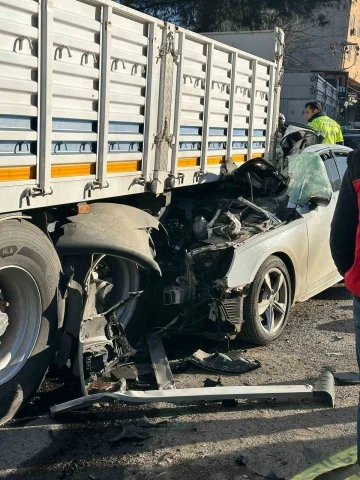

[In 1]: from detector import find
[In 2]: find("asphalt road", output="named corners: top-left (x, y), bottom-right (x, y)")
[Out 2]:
top-left (1, 283), bottom-right (359, 480)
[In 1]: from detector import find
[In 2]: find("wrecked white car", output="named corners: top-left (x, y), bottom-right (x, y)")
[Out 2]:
top-left (148, 143), bottom-right (351, 347)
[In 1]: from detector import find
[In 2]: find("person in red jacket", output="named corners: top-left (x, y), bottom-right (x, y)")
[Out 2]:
top-left (330, 148), bottom-right (360, 464)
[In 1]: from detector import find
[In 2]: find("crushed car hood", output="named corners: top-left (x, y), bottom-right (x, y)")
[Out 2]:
top-left (225, 157), bottom-right (289, 198)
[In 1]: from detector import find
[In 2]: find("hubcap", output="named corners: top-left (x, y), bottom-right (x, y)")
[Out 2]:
top-left (0, 266), bottom-right (42, 385)
top-left (257, 268), bottom-right (288, 335)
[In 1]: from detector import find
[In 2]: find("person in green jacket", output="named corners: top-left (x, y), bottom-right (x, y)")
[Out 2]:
top-left (304, 101), bottom-right (344, 145)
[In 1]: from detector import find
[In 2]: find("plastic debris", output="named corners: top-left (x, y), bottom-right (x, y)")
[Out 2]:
top-left (189, 350), bottom-right (261, 374)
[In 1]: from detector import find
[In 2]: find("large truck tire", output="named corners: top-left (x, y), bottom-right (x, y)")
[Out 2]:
top-left (0, 219), bottom-right (63, 424)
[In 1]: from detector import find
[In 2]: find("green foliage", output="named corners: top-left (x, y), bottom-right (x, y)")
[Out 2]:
top-left (118, 0), bottom-right (342, 32)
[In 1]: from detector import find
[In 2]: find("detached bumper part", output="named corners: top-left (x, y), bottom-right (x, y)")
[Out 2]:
top-left (51, 371), bottom-right (335, 415)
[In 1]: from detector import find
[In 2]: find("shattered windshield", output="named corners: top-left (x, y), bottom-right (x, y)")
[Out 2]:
top-left (256, 152), bottom-right (332, 214)
top-left (286, 152), bottom-right (332, 206)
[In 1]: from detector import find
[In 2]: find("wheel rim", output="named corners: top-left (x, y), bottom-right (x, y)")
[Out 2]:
top-left (0, 266), bottom-right (42, 385)
top-left (257, 267), bottom-right (288, 335)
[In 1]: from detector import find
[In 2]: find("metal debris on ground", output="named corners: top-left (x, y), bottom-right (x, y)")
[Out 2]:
top-left (169, 359), bottom-right (189, 374)
top-left (334, 371), bottom-right (360, 385)
top-left (204, 377), bottom-right (223, 388)
top-left (189, 350), bottom-right (261, 374)
top-left (235, 455), bottom-right (249, 467)
top-left (158, 453), bottom-right (174, 464)
top-left (147, 334), bottom-right (175, 390)
top-left (109, 364), bottom-right (138, 382)
top-left (110, 424), bottom-right (150, 444)
top-left (303, 447), bottom-right (321, 465)
top-left (135, 416), bottom-right (168, 428)
top-left (110, 416), bottom-right (168, 444)
top-left (51, 369), bottom-right (336, 414)
top-left (235, 455), bottom-right (284, 480)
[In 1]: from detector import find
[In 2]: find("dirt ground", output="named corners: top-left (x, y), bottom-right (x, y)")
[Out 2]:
top-left (1, 282), bottom-right (359, 480)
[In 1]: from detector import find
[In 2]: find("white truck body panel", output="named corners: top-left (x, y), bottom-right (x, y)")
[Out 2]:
top-left (280, 73), bottom-right (339, 124)
top-left (203, 29), bottom-right (284, 143)
top-left (0, 0), bottom-right (280, 214)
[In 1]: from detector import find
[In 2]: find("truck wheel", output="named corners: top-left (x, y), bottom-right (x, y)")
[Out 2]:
top-left (94, 256), bottom-right (148, 343)
top-left (0, 220), bottom-right (63, 424)
top-left (241, 256), bottom-right (291, 345)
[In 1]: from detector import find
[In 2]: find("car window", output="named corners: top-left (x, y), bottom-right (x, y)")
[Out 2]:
top-left (321, 152), bottom-right (341, 191)
top-left (332, 150), bottom-right (348, 178)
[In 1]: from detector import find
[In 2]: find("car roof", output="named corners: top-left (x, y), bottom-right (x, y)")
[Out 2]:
top-left (303, 144), bottom-right (352, 154)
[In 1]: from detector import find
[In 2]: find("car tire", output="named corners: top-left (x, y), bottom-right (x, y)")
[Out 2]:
top-left (0, 220), bottom-right (63, 425)
top-left (241, 255), bottom-right (291, 346)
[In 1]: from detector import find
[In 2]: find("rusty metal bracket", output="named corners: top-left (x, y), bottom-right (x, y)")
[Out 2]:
top-left (155, 117), bottom-right (174, 149)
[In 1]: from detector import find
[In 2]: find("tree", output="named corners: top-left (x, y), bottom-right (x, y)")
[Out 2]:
top-left (119, 0), bottom-right (343, 33)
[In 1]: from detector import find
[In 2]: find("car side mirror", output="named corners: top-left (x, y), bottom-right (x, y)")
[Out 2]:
top-left (309, 192), bottom-right (332, 209)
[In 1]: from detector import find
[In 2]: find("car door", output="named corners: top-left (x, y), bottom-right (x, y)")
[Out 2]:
top-left (303, 151), bottom-right (342, 295)
top-left (332, 149), bottom-right (349, 179)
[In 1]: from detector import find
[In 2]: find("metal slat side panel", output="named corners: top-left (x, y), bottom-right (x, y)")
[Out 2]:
top-left (97, 5), bottom-right (111, 187)
top-left (247, 60), bottom-right (258, 161)
top-left (265, 65), bottom-right (275, 158)
top-left (38, 0), bottom-right (53, 192)
top-left (51, 0), bottom-right (100, 169)
top-left (200, 43), bottom-right (214, 172)
top-left (171, 31), bottom-right (185, 176)
top-left (0, 0), bottom-right (39, 169)
top-left (233, 56), bottom-right (252, 148)
top-left (109, 11), bottom-right (156, 175)
top-left (177, 35), bottom-right (206, 164)
top-left (227, 53), bottom-right (238, 162)
top-left (142, 23), bottom-right (161, 181)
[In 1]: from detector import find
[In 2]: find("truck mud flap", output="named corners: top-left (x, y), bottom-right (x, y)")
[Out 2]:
top-left (55, 203), bottom-right (162, 273)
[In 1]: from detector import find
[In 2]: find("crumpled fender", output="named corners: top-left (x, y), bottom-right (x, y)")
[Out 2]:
top-left (55, 203), bottom-right (161, 273)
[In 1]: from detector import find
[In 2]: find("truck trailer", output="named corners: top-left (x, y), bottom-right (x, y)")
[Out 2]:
top-left (0, 0), bottom-right (284, 423)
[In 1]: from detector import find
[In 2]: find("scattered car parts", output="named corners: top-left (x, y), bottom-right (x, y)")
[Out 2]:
top-left (51, 336), bottom-right (335, 415)
top-left (188, 350), bottom-right (261, 374)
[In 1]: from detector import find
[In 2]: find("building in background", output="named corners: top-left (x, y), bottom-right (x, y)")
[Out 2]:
top-left (284, 0), bottom-right (360, 123)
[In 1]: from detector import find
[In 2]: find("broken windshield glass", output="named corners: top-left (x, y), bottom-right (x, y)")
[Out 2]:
top-left (286, 152), bottom-right (332, 207)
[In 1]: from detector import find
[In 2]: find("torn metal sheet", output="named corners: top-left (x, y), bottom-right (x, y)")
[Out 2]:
top-left (51, 370), bottom-right (335, 415)
top-left (290, 444), bottom-right (357, 480)
top-left (147, 334), bottom-right (175, 390)
top-left (189, 350), bottom-right (261, 374)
